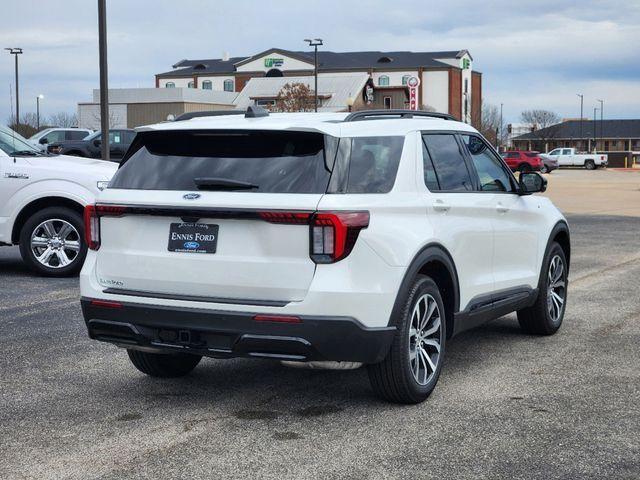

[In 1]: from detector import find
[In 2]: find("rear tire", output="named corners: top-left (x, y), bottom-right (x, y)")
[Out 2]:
top-left (518, 163), bottom-right (532, 173)
top-left (127, 350), bottom-right (202, 378)
top-left (540, 164), bottom-right (548, 174)
top-left (517, 242), bottom-right (568, 335)
top-left (585, 160), bottom-right (596, 170)
top-left (368, 275), bottom-right (446, 404)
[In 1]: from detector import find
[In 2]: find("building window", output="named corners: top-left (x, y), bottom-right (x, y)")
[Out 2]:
top-left (378, 75), bottom-right (389, 86)
top-left (165, 82), bottom-right (175, 88)
top-left (223, 79), bottom-right (234, 92)
top-left (464, 79), bottom-right (468, 93)
top-left (383, 96), bottom-right (392, 109)
top-left (402, 75), bottom-right (411, 85)
top-left (256, 99), bottom-right (276, 107)
top-left (187, 81), bottom-right (195, 89)
top-left (202, 80), bottom-right (212, 90)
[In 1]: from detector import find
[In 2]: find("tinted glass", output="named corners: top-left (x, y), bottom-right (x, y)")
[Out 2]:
top-left (123, 131), bottom-right (137, 143)
top-left (421, 140), bottom-right (440, 191)
top-left (110, 130), bottom-right (331, 193)
top-left (45, 130), bottom-right (66, 143)
top-left (66, 130), bottom-right (90, 140)
top-left (562, 149), bottom-right (572, 155)
top-left (346, 136), bottom-right (403, 193)
top-left (524, 152), bottom-right (539, 157)
top-left (461, 135), bottom-right (513, 192)
top-left (422, 134), bottom-right (473, 191)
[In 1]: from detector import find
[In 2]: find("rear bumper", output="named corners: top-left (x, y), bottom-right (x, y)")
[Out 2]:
top-left (81, 298), bottom-right (396, 363)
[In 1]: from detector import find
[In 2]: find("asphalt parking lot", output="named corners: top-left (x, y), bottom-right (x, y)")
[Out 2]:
top-left (1, 171), bottom-right (639, 479)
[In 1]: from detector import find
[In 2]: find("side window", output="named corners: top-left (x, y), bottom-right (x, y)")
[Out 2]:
top-left (562, 149), bottom-right (572, 155)
top-left (461, 135), bottom-right (513, 192)
top-left (421, 134), bottom-right (474, 191)
top-left (109, 131), bottom-right (123, 144)
top-left (346, 136), bottom-right (403, 193)
top-left (66, 130), bottom-right (89, 140)
top-left (549, 149), bottom-right (560, 155)
top-left (45, 130), bottom-right (66, 143)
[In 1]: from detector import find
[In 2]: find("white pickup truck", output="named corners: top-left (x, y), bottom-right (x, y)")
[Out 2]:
top-left (0, 126), bottom-right (117, 276)
top-left (546, 148), bottom-right (608, 170)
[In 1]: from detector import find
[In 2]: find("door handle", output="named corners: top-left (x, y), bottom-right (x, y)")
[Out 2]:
top-left (496, 203), bottom-right (510, 213)
top-left (433, 200), bottom-right (451, 212)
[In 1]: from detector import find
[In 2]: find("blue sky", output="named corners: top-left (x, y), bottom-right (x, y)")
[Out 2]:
top-left (2, 0), bottom-right (639, 124)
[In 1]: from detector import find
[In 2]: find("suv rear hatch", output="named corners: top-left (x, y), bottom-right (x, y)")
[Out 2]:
top-left (92, 130), bottom-right (334, 305)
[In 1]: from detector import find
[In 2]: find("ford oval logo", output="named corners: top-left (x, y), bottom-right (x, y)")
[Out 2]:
top-left (183, 193), bottom-right (201, 200)
top-left (183, 241), bottom-right (199, 250)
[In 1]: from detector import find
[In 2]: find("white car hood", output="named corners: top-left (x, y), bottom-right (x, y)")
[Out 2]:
top-left (26, 154), bottom-right (118, 178)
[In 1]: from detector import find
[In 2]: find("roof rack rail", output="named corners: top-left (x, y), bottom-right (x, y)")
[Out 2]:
top-left (343, 109), bottom-right (456, 122)
top-left (174, 105), bottom-right (269, 122)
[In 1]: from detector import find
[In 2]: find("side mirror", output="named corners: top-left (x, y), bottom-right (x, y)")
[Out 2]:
top-left (39, 137), bottom-right (48, 144)
top-left (519, 172), bottom-right (547, 195)
top-left (93, 139), bottom-right (101, 147)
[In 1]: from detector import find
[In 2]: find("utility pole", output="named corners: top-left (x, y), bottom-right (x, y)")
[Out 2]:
top-left (304, 38), bottom-right (323, 112)
top-left (577, 93), bottom-right (583, 150)
top-left (597, 99), bottom-right (604, 151)
top-left (36, 94), bottom-right (44, 130)
top-left (593, 107), bottom-right (599, 152)
top-left (98, 0), bottom-right (110, 160)
top-left (5, 48), bottom-right (23, 127)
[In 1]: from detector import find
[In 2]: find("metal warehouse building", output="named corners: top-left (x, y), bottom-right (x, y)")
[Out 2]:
top-left (155, 47), bottom-right (482, 123)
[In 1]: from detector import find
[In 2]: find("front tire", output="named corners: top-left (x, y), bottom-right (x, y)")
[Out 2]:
top-left (19, 207), bottom-right (87, 277)
top-left (517, 242), bottom-right (568, 335)
top-left (127, 350), bottom-right (202, 378)
top-left (368, 275), bottom-right (446, 404)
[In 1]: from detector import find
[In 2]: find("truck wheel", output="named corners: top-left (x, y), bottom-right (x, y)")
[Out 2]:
top-left (368, 275), bottom-right (446, 404)
top-left (517, 242), bottom-right (568, 335)
top-left (19, 207), bottom-right (87, 277)
top-left (585, 160), bottom-right (596, 170)
top-left (127, 350), bottom-right (202, 378)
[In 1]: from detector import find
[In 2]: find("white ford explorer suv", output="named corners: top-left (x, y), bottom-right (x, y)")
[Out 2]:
top-left (0, 125), bottom-right (117, 276)
top-left (80, 108), bottom-right (570, 404)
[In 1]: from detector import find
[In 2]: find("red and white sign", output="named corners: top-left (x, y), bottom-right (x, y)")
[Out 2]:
top-left (407, 76), bottom-right (420, 110)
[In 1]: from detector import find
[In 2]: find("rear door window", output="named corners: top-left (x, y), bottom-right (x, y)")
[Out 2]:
top-left (421, 134), bottom-right (474, 191)
top-left (345, 136), bottom-right (403, 193)
top-left (110, 130), bottom-right (331, 193)
top-left (66, 130), bottom-right (89, 140)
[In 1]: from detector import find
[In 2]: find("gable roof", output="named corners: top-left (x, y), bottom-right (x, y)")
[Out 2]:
top-left (514, 119), bottom-right (640, 140)
top-left (156, 48), bottom-right (469, 78)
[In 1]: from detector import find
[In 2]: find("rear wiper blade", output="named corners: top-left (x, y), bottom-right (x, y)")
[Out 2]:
top-left (194, 177), bottom-right (259, 191)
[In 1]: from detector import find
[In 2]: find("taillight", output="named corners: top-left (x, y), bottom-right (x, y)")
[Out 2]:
top-left (310, 211), bottom-right (369, 263)
top-left (84, 204), bottom-right (128, 250)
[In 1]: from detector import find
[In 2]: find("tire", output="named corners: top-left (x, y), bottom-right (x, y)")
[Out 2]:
top-left (540, 164), bottom-right (548, 174)
top-left (127, 350), bottom-right (202, 378)
top-left (518, 163), bottom-right (532, 173)
top-left (517, 242), bottom-right (568, 335)
top-left (585, 160), bottom-right (596, 170)
top-left (19, 206), bottom-right (87, 277)
top-left (368, 275), bottom-right (446, 404)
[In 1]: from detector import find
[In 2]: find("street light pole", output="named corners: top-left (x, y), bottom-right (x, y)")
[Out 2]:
top-left (304, 38), bottom-right (323, 112)
top-left (577, 93), bottom-right (583, 149)
top-left (98, 0), bottom-right (110, 161)
top-left (36, 94), bottom-right (44, 130)
top-left (597, 99), bottom-right (604, 151)
top-left (5, 48), bottom-right (23, 127)
top-left (593, 107), bottom-right (599, 152)
top-left (499, 103), bottom-right (503, 151)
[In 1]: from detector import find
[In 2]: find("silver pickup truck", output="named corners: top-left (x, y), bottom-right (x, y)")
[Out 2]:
top-left (544, 148), bottom-right (608, 170)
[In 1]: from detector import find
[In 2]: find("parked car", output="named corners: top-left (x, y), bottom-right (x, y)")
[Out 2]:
top-left (501, 150), bottom-right (544, 172)
top-left (538, 153), bottom-right (559, 174)
top-left (28, 128), bottom-right (93, 152)
top-left (0, 125), bottom-right (117, 276)
top-left (546, 148), bottom-right (608, 170)
top-left (47, 129), bottom-right (136, 160)
top-left (80, 108), bottom-right (570, 404)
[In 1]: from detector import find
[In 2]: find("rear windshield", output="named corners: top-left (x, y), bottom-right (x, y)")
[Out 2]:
top-left (524, 152), bottom-right (539, 157)
top-left (110, 130), bottom-right (331, 193)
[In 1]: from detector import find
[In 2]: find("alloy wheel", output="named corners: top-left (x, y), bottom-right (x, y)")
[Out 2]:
top-left (30, 219), bottom-right (81, 269)
top-left (547, 255), bottom-right (566, 323)
top-left (408, 293), bottom-right (443, 385)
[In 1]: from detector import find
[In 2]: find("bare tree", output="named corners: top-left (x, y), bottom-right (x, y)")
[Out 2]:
top-left (7, 112), bottom-right (39, 137)
top-left (275, 83), bottom-right (314, 112)
top-left (520, 110), bottom-right (560, 131)
top-left (92, 108), bottom-right (121, 129)
top-left (478, 103), bottom-right (507, 147)
top-left (48, 112), bottom-right (78, 128)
